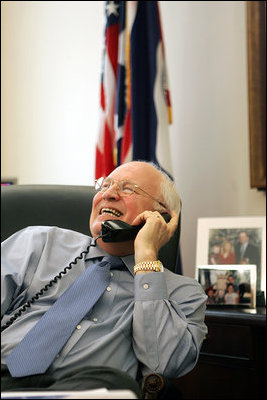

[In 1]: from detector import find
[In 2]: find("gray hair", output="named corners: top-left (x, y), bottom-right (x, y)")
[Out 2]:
top-left (145, 162), bottom-right (182, 215)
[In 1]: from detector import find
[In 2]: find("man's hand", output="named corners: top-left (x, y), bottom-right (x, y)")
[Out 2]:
top-left (132, 211), bottom-right (179, 265)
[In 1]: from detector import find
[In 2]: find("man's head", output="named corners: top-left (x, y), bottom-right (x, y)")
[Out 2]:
top-left (228, 274), bottom-right (235, 283)
top-left (89, 161), bottom-right (181, 255)
top-left (239, 231), bottom-right (249, 244)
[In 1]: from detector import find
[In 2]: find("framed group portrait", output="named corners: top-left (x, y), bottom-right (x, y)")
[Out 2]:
top-left (196, 216), bottom-right (266, 305)
top-left (196, 264), bottom-right (257, 307)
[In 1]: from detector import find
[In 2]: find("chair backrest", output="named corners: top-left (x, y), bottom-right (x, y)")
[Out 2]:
top-left (1, 184), bottom-right (180, 272)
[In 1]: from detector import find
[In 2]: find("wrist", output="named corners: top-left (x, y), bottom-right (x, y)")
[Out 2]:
top-left (134, 250), bottom-right (158, 265)
top-left (134, 260), bottom-right (164, 275)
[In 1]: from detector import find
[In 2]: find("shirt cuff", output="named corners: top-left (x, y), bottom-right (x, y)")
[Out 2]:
top-left (134, 271), bottom-right (168, 301)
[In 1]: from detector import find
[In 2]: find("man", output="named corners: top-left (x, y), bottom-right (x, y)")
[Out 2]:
top-left (235, 231), bottom-right (261, 291)
top-left (1, 161), bottom-right (207, 397)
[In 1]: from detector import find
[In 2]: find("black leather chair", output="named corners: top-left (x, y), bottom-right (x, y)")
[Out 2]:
top-left (1, 184), bottom-right (182, 399)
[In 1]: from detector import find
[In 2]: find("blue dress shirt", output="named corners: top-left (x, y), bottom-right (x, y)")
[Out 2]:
top-left (1, 226), bottom-right (207, 380)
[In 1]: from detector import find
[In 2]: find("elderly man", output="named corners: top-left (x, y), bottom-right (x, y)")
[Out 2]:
top-left (1, 161), bottom-right (207, 397)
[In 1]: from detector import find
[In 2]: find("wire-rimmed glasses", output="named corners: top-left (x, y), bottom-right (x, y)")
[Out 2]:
top-left (95, 177), bottom-right (167, 210)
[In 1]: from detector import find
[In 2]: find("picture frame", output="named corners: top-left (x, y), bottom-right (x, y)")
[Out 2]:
top-left (246, 1), bottom-right (266, 189)
top-left (196, 217), bottom-right (266, 297)
top-left (196, 264), bottom-right (257, 308)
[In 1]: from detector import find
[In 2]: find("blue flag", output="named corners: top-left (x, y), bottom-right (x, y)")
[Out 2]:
top-left (96, 1), bottom-right (182, 274)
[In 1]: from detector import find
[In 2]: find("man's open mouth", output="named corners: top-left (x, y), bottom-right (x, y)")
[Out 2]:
top-left (100, 208), bottom-right (122, 217)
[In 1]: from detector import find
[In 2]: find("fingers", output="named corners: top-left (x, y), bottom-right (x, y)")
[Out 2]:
top-left (132, 210), bottom-right (164, 226)
top-left (148, 210), bottom-right (178, 228)
top-left (133, 210), bottom-right (179, 264)
top-left (168, 211), bottom-right (179, 235)
top-left (132, 210), bottom-right (179, 235)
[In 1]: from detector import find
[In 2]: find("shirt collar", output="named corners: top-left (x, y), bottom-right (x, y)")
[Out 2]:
top-left (85, 240), bottom-right (135, 276)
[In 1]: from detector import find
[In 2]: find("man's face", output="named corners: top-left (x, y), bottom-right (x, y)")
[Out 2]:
top-left (90, 162), bottom-right (163, 238)
top-left (239, 232), bottom-right (248, 244)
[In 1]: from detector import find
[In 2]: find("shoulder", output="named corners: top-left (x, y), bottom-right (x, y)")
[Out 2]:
top-left (1, 226), bottom-right (93, 277)
top-left (2, 226), bottom-right (92, 249)
top-left (247, 243), bottom-right (258, 250)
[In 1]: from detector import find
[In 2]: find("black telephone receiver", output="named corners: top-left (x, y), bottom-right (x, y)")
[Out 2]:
top-left (101, 213), bottom-right (171, 242)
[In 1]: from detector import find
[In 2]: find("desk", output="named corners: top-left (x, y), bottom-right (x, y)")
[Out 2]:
top-left (175, 307), bottom-right (266, 399)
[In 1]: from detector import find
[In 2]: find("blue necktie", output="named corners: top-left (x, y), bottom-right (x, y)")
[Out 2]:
top-left (6, 256), bottom-right (124, 377)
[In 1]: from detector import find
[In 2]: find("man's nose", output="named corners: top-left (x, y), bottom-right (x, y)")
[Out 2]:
top-left (101, 183), bottom-right (120, 200)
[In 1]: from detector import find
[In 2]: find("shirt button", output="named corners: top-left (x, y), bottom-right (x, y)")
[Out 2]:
top-left (93, 317), bottom-right (98, 322)
top-left (110, 272), bottom-right (114, 277)
top-left (106, 286), bottom-right (111, 292)
top-left (76, 324), bottom-right (82, 330)
top-left (143, 284), bottom-right (149, 290)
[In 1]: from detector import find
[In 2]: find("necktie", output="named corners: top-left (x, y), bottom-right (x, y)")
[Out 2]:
top-left (6, 256), bottom-right (124, 377)
top-left (240, 244), bottom-right (246, 259)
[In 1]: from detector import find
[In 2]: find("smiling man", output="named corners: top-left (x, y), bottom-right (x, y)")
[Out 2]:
top-left (1, 161), bottom-right (207, 397)
top-left (90, 161), bottom-right (179, 261)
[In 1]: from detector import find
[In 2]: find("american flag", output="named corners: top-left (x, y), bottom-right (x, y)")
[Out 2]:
top-left (95, 0), bottom-right (173, 179)
top-left (95, 1), bottom-right (182, 274)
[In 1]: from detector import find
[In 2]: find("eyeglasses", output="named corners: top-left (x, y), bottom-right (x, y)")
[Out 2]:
top-left (95, 177), bottom-right (167, 210)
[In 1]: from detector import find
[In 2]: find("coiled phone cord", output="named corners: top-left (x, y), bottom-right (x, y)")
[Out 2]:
top-left (1, 237), bottom-right (102, 333)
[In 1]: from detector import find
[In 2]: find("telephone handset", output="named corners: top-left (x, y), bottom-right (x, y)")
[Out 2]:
top-left (101, 212), bottom-right (171, 242)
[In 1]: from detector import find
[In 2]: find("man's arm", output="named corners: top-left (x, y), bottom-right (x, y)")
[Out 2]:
top-left (1, 227), bottom-right (38, 318)
top-left (131, 210), bottom-right (207, 378)
top-left (132, 271), bottom-right (207, 378)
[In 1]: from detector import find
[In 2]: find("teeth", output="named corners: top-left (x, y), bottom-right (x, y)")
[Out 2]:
top-left (101, 208), bottom-right (122, 217)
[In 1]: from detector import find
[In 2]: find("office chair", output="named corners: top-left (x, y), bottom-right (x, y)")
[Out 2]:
top-left (1, 184), bottom-right (182, 399)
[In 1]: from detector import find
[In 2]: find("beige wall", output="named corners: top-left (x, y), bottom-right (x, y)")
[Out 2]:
top-left (1, 1), bottom-right (104, 185)
top-left (1, 1), bottom-right (266, 279)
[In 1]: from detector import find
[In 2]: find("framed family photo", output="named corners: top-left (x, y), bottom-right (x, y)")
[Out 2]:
top-left (196, 216), bottom-right (266, 304)
top-left (196, 264), bottom-right (257, 307)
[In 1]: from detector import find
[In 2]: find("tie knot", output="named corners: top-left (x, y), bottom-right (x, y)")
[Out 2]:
top-left (102, 255), bottom-right (125, 270)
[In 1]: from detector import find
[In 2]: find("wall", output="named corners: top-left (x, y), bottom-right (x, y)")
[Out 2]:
top-left (159, 1), bottom-right (266, 279)
top-left (1, 1), bottom-right (104, 185)
top-left (1, 1), bottom-right (266, 279)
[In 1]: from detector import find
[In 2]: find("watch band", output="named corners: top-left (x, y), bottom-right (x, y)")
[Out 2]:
top-left (134, 260), bottom-right (164, 275)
